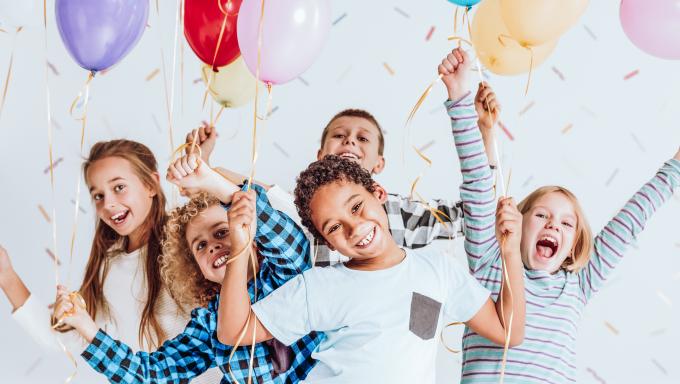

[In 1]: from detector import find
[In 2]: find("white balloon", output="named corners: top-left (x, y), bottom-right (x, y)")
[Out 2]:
top-left (0, 0), bottom-right (42, 28)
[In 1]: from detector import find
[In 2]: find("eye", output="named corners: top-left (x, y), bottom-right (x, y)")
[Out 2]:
top-left (327, 223), bottom-right (341, 234)
top-left (114, 184), bottom-right (126, 193)
top-left (196, 241), bottom-right (207, 252)
top-left (358, 136), bottom-right (368, 142)
top-left (92, 193), bottom-right (103, 201)
top-left (562, 221), bottom-right (574, 228)
top-left (215, 228), bottom-right (228, 239)
top-left (333, 134), bottom-right (345, 139)
top-left (351, 201), bottom-right (362, 214)
top-left (535, 213), bottom-right (547, 219)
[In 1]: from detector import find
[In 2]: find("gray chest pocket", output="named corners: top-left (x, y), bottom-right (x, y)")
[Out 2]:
top-left (409, 292), bottom-right (442, 340)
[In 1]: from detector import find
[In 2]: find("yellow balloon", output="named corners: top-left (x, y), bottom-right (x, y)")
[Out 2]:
top-left (201, 56), bottom-right (258, 108)
top-left (500, 0), bottom-right (588, 46)
top-left (471, 0), bottom-right (557, 76)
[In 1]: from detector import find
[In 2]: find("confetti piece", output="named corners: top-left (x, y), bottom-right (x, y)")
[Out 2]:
top-left (47, 61), bottom-right (60, 76)
top-left (332, 12), bottom-right (347, 26)
top-left (623, 69), bottom-right (639, 80)
top-left (298, 76), bottom-right (309, 86)
top-left (498, 121), bottom-right (514, 141)
top-left (561, 123), bottom-right (573, 134)
top-left (651, 359), bottom-right (668, 375)
top-left (551, 66), bottom-right (565, 81)
top-left (649, 328), bottom-right (666, 336)
top-left (630, 133), bottom-right (646, 152)
top-left (383, 62), bottom-right (395, 76)
top-left (70, 199), bottom-right (87, 214)
top-left (586, 367), bottom-right (606, 384)
top-left (337, 66), bottom-right (352, 83)
top-left (193, 77), bottom-right (202, 84)
top-left (605, 168), bottom-right (619, 186)
top-left (38, 204), bottom-right (51, 223)
top-left (656, 290), bottom-right (672, 308)
top-left (604, 321), bottom-right (619, 335)
top-left (24, 357), bottom-right (42, 376)
top-left (519, 101), bottom-right (535, 116)
top-left (394, 7), bottom-right (410, 18)
top-left (583, 25), bottom-right (597, 40)
top-left (43, 157), bottom-right (63, 174)
top-left (52, 119), bottom-right (63, 130)
top-left (425, 26), bottom-right (435, 41)
top-left (418, 140), bottom-right (435, 152)
top-left (580, 105), bottom-right (597, 118)
top-left (267, 105), bottom-right (279, 118)
top-left (273, 142), bottom-right (290, 158)
top-left (46, 248), bottom-right (60, 265)
top-left (522, 175), bottom-right (534, 188)
top-left (145, 68), bottom-right (160, 81)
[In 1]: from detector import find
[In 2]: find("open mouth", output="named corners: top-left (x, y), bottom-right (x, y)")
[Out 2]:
top-left (338, 152), bottom-right (360, 161)
top-left (212, 251), bottom-right (230, 268)
top-left (536, 235), bottom-right (559, 259)
top-left (355, 226), bottom-right (376, 248)
top-left (110, 210), bottom-right (130, 226)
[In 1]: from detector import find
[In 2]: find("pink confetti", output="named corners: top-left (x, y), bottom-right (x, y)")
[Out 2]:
top-left (37, 205), bottom-right (51, 223)
top-left (426, 26), bottom-right (435, 41)
top-left (45, 248), bottom-right (61, 265)
top-left (551, 66), bottom-right (565, 81)
top-left (498, 121), bottom-right (514, 141)
top-left (586, 367), bottom-right (606, 384)
top-left (43, 157), bottom-right (63, 174)
top-left (624, 69), bottom-right (639, 80)
top-left (519, 101), bottom-right (535, 116)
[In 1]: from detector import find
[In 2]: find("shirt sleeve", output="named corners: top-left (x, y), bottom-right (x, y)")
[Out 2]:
top-left (447, 93), bottom-right (501, 276)
top-left (12, 293), bottom-right (85, 353)
top-left (579, 159), bottom-right (680, 301)
top-left (385, 194), bottom-right (464, 248)
top-left (251, 274), bottom-right (312, 347)
top-left (81, 308), bottom-right (216, 383)
top-left (442, 255), bottom-right (490, 322)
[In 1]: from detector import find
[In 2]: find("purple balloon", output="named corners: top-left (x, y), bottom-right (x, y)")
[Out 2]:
top-left (55, 0), bottom-right (149, 72)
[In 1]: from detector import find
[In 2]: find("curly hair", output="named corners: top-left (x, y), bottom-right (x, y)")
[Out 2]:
top-left (294, 155), bottom-right (376, 244)
top-left (161, 192), bottom-right (222, 308)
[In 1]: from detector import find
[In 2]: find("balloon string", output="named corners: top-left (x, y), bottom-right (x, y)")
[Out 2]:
top-left (440, 321), bottom-right (464, 353)
top-left (180, 0), bottom-right (186, 114)
top-left (498, 236), bottom-right (515, 384)
top-left (211, 7), bottom-right (230, 72)
top-left (497, 34), bottom-right (534, 95)
top-left (0, 27), bottom-right (21, 125)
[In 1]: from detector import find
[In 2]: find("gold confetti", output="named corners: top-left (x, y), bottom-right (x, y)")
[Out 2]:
top-left (383, 62), bottom-right (395, 76)
top-left (145, 68), bottom-right (160, 81)
top-left (561, 123), bottom-right (573, 134)
top-left (37, 205), bottom-right (51, 223)
top-left (656, 290), bottom-right (672, 308)
top-left (519, 101), bottom-right (535, 116)
top-left (604, 321), bottom-right (619, 335)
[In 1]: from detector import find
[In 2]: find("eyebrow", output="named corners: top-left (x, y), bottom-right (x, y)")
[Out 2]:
top-left (190, 221), bottom-right (227, 250)
top-left (89, 177), bottom-right (125, 193)
top-left (321, 193), bottom-right (360, 232)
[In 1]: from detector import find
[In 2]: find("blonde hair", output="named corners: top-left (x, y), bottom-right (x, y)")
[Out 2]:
top-left (161, 193), bottom-right (221, 308)
top-left (517, 186), bottom-right (593, 272)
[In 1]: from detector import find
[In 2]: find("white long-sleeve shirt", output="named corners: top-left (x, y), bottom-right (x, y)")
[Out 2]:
top-left (12, 245), bottom-right (223, 383)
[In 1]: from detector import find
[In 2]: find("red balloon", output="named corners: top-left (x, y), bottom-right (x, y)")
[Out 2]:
top-left (184, 0), bottom-right (242, 69)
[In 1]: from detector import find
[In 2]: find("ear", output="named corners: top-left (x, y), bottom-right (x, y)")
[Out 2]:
top-left (371, 156), bottom-right (386, 175)
top-left (371, 182), bottom-right (388, 204)
top-left (316, 148), bottom-right (323, 161)
top-left (148, 172), bottom-right (160, 197)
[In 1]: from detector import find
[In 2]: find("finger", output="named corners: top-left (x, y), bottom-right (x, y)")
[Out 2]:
top-left (441, 58), bottom-right (454, 73)
top-left (198, 126), bottom-right (208, 142)
top-left (187, 154), bottom-right (199, 170)
top-left (180, 156), bottom-right (195, 175)
top-left (445, 53), bottom-right (458, 70)
top-left (458, 48), bottom-right (469, 63)
top-left (453, 48), bottom-right (464, 65)
top-left (173, 160), bottom-right (188, 177)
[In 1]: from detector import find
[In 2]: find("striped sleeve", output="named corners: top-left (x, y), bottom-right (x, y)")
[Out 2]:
top-left (447, 92), bottom-right (500, 275)
top-left (579, 159), bottom-right (680, 301)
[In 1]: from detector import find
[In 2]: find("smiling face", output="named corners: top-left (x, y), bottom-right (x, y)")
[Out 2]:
top-left (184, 205), bottom-right (233, 284)
top-left (317, 115), bottom-right (385, 174)
top-left (520, 191), bottom-right (578, 273)
top-left (87, 156), bottom-right (156, 246)
top-left (309, 180), bottom-right (394, 263)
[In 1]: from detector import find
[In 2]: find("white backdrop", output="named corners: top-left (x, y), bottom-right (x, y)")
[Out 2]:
top-left (1, 0), bottom-right (679, 383)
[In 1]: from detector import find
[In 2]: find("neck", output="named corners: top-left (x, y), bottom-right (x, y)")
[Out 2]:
top-left (345, 241), bottom-right (404, 271)
top-left (126, 227), bottom-right (147, 253)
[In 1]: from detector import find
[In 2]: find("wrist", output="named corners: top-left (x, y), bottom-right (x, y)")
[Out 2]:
top-left (74, 316), bottom-right (99, 343)
top-left (448, 88), bottom-right (470, 103)
top-left (0, 267), bottom-right (16, 288)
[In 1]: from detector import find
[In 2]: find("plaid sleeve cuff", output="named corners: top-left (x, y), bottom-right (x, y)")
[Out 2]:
top-left (219, 181), bottom-right (267, 210)
top-left (81, 329), bottom-right (116, 373)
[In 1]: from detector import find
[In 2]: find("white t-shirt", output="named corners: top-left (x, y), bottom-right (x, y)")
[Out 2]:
top-left (252, 247), bottom-right (490, 383)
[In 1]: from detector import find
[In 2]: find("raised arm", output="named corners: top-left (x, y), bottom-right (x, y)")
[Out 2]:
top-left (579, 153), bottom-right (680, 301)
top-left (0, 245), bottom-right (30, 311)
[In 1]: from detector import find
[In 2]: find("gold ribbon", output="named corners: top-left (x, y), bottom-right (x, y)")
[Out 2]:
top-left (51, 292), bottom-right (87, 384)
top-left (497, 34), bottom-right (534, 96)
top-left (440, 321), bottom-right (464, 353)
top-left (0, 27), bottom-right (22, 125)
top-left (497, 236), bottom-right (514, 384)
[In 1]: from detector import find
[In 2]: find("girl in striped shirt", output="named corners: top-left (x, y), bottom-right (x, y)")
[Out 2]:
top-left (442, 48), bottom-right (680, 383)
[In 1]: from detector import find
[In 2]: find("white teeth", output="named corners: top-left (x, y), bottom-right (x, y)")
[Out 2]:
top-left (356, 228), bottom-right (375, 247)
top-left (213, 254), bottom-right (229, 268)
top-left (339, 152), bottom-right (359, 160)
top-left (110, 211), bottom-right (128, 224)
top-left (539, 235), bottom-right (558, 246)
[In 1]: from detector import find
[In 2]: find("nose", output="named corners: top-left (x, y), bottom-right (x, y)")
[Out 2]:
top-left (343, 135), bottom-right (356, 146)
top-left (209, 243), bottom-right (222, 254)
top-left (545, 219), bottom-right (560, 231)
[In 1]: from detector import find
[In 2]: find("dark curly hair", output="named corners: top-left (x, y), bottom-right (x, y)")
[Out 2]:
top-left (294, 155), bottom-right (376, 244)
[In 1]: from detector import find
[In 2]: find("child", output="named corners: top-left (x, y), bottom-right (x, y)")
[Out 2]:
top-left (53, 154), bottom-right (322, 383)
top-left (215, 154), bottom-right (527, 383)
top-left (445, 50), bottom-right (680, 382)
top-left (0, 140), bottom-right (221, 383)
top-left (189, 86), bottom-right (501, 267)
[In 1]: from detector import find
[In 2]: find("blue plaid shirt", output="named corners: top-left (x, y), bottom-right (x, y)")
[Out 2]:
top-left (81, 184), bottom-right (323, 383)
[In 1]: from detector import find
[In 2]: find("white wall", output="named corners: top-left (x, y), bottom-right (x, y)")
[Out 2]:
top-left (0, 0), bottom-right (679, 383)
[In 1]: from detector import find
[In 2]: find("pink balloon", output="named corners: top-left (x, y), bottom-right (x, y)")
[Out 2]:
top-left (237, 0), bottom-right (331, 85)
top-left (620, 0), bottom-right (680, 60)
